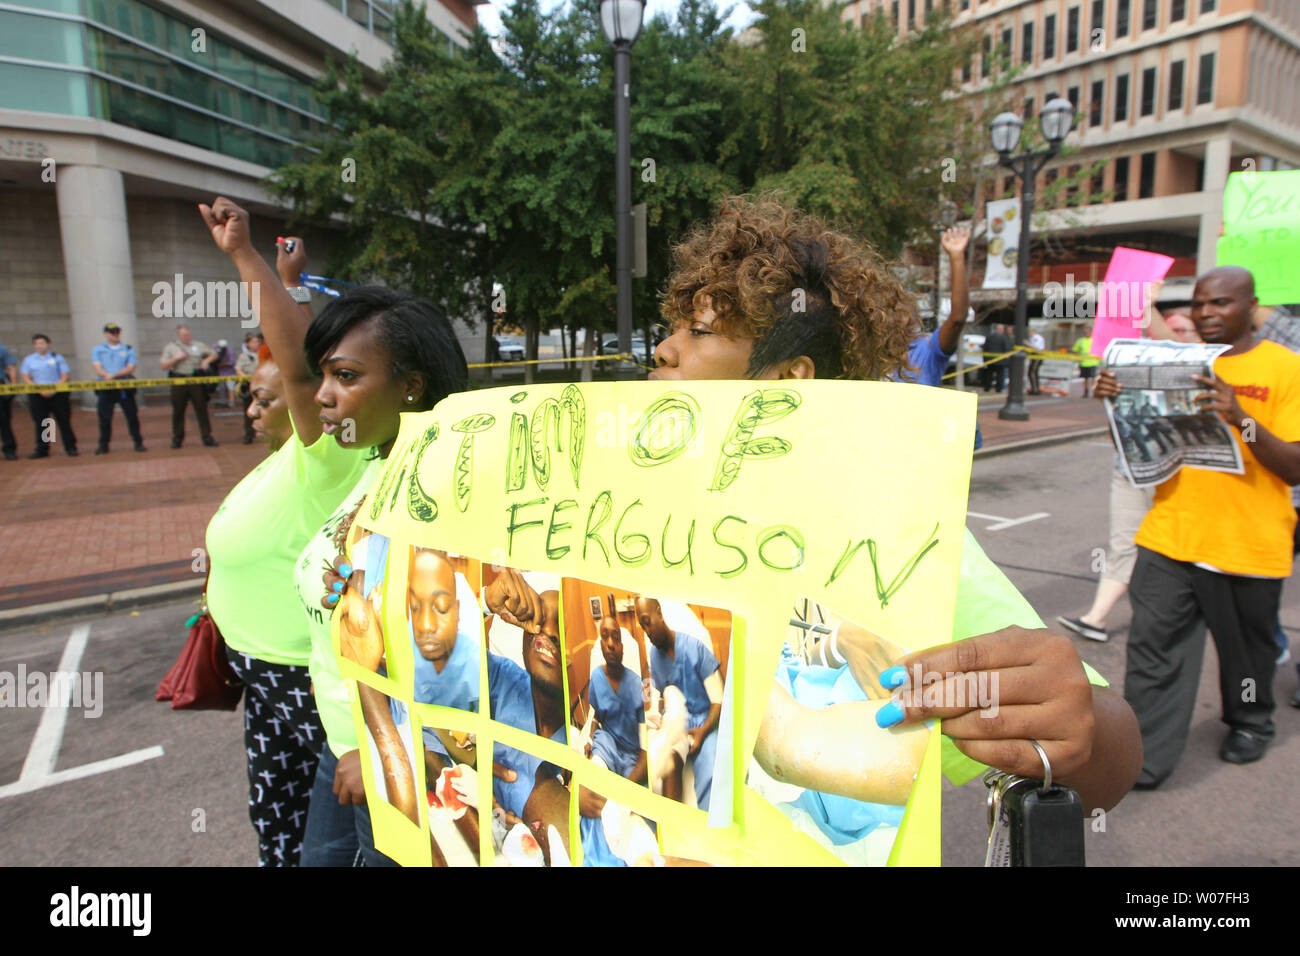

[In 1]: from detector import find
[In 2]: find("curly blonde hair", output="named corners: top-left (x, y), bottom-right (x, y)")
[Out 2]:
top-left (661, 196), bottom-right (919, 381)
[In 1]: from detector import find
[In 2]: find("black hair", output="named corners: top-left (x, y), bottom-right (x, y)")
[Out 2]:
top-left (746, 239), bottom-right (843, 379)
top-left (303, 286), bottom-right (468, 410)
top-left (32, 333), bottom-right (50, 344)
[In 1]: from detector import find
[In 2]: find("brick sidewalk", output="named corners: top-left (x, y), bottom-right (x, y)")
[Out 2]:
top-left (972, 385), bottom-right (1110, 449)
top-left (0, 400), bottom-right (261, 611)
top-left (0, 388), bottom-right (1108, 613)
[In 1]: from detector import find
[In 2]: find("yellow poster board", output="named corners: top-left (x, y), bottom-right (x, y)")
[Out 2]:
top-left (334, 379), bottom-right (975, 866)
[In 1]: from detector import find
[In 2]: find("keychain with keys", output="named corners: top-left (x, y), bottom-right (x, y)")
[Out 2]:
top-left (983, 738), bottom-right (1086, 867)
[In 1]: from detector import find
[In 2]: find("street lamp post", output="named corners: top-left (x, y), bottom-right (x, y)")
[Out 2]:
top-left (990, 97), bottom-right (1073, 421)
top-left (600, 0), bottom-right (647, 371)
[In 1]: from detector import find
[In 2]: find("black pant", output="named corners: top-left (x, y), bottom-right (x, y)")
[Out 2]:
top-left (170, 381), bottom-right (213, 444)
top-left (0, 395), bottom-right (14, 454)
top-left (96, 388), bottom-right (143, 448)
top-left (1027, 359), bottom-right (1042, 393)
top-left (224, 648), bottom-right (323, 866)
top-left (28, 392), bottom-right (76, 455)
top-left (1125, 546), bottom-right (1280, 786)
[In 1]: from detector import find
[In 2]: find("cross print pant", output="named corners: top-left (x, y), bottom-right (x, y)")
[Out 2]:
top-left (225, 648), bottom-right (323, 866)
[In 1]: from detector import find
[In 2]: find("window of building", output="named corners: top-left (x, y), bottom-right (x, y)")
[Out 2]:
top-left (1002, 27), bottom-right (1013, 63)
top-left (1140, 66), bottom-right (1156, 115)
top-left (1168, 59), bottom-right (1185, 109)
top-left (1067, 85), bottom-right (1080, 125)
top-left (1115, 73), bottom-right (1129, 121)
top-left (908, 0), bottom-right (916, 28)
top-left (1003, 175), bottom-right (1015, 196)
top-left (1171, 0), bottom-right (1186, 19)
top-left (1023, 96), bottom-right (1036, 119)
top-left (1092, 0), bottom-right (1105, 37)
top-left (982, 34), bottom-right (992, 74)
top-left (925, 0), bottom-right (934, 19)
top-left (1022, 21), bottom-right (1034, 63)
top-left (1090, 78), bottom-right (1105, 126)
top-left (1197, 51), bottom-right (1215, 104)
top-left (1044, 13), bottom-right (1056, 58)
top-left (1091, 164), bottom-right (1105, 200)
top-left (1116, 0), bottom-right (1130, 37)
top-left (1142, 0), bottom-right (1156, 30)
top-left (1067, 7), bottom-right (1080, 52)
top-left (1200, 0), bottom-right (1215, 12)
top-left (1139, 151), bottom-right (1156, 197)
top-left (1114, 156), bottom-right (1130, 200)
top-left (892, 0), bottom-right (900, 25)
top-left (962, 55), bottom-right (972, 82)
top-left (1067, 164), bottom-right (1080, 202)
top-left (961, 0), bottom-right (970, 10)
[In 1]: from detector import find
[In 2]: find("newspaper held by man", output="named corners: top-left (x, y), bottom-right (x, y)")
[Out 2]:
top-left (1103, 338), bottom-right (1243, 488)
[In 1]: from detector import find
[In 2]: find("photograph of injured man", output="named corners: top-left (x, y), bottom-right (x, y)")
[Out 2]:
top-left (634, 594), bottom-right (729, 814)
top-left (746, 596), bottom-right (929, 866)
top-left (408, 547), bottom-right (482, 714)
top-left (482, 564), bottom-right (572, 866)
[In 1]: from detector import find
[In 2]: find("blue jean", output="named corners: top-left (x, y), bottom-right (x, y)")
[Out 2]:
top-left (300, 746), bottom-right (399, 867)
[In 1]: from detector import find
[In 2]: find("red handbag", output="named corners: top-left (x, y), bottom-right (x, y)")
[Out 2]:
top-left (156, 586), bottom-right (244, 711)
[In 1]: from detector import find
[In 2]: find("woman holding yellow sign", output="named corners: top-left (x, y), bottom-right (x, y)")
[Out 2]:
top-left (200, 196), bottom-right (469, 866)
top-left (648, 196), bottom-right (1142, 831)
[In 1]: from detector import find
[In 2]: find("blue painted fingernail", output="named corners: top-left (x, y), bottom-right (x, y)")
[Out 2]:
top-left (876, 699), bottom-right (904, 728)
top-left (326, 593), bottom-right (339, 606)
top-left (338, 563), bottom-right (352, 577)
top-left (331, 581), bottom-right (344, 593)
top-left (879, 665), bottom-right (908, 689)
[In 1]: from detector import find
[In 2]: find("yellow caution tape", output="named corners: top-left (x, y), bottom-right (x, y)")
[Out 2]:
top-left (0, 375), bottom-right (247, 396)
top-left (0, 353), bottom-right (649, 392)
top-left (467, 352), bottom-right (642, 369)
top-left (940, 346), bottom-right (1097, 381)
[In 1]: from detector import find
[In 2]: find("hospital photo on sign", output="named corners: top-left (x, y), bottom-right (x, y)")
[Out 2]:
top-left (746, 596), bottom-right (929, 867)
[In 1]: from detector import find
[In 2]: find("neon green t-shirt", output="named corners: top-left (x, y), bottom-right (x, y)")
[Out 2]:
top-left (296, 456), bottom-right (384, 757)
top-left (206, 426), bottom-right (370, 666)
top-left (1073, 336), bottom-right (1101, 368)
top-left (942, 528), bottom-right (1108, 785)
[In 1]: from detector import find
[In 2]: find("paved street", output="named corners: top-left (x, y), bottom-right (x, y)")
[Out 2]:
top-left (1, 436), bottom-right (1295, 866)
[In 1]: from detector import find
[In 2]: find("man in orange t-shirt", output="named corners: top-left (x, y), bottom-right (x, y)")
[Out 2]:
top-left (1097, 266), bottom-right (1300, 787)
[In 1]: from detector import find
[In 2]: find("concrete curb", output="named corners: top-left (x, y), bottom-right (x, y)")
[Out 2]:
top-left (0, 578), bottom-right (202, 631)
top-left (975, 425), bottom-right (1110, 459)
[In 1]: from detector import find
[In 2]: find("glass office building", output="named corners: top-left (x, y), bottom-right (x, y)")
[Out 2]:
top-left (0, 0), bottom-right (334, 168)
top-left (0, 0), bottom-right (478, 385)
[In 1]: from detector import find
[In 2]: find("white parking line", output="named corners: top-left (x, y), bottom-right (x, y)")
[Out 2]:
top-left (967, 510), bottom-right (1051, 531)
top-left (0, 624), bottom-right (163, 800)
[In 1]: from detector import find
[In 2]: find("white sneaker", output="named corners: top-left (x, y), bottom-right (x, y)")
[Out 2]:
top-left (1057, 615), bottom-right (1108, 642)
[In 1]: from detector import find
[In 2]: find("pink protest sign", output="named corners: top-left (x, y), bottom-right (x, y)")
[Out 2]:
top-left (1090, 247), bottom-right (1175, 357)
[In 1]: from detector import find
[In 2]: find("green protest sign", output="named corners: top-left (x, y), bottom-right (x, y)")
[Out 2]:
top-left (1216, 169), bottom-right (1300, 305)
